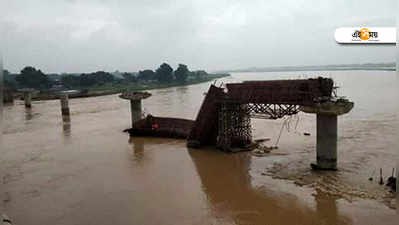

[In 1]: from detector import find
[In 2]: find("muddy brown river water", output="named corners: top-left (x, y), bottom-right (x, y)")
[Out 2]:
top-left (1, 71), bottom-right (397, 225)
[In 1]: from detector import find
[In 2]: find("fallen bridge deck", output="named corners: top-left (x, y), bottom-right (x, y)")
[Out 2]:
top-left (225, 77), bottom-right (334, 105)
top-left (126, 115), bottom-right (194, 139)
top-left (187, 77), bottom-right (334, 148)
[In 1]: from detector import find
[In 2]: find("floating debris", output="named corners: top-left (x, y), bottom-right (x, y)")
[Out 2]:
top-left (252, 145), bottom-right (278, 157)
top-left (2, 214), bottom-right (12, 225)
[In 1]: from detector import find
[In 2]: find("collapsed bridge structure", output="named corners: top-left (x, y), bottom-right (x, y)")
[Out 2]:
top-left (123, 77), bottom-right (353, 170)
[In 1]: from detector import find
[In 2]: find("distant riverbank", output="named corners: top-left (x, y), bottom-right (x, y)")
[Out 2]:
top-left (217, 63), bottom-right (395, 73)
top-left (32, 73), bottom-right (230, 100)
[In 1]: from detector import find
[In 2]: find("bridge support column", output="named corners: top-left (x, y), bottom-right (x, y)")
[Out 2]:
top-left (300, 100), bottom-right (354, 170)
top-left (60, 94), bottom-right (70, 123)
top-left (311, 114), bottom-right (337, 170)
top-left (119, 91), bottom-right (151, 128)
top-left (18, 89), bottom-right (37, 108)
top-left (130, 100), bottom-right (142, 127)
top-left (216, 103), bottom-right (252, 152)
top-left (23, 92), bottom-right (32, 108)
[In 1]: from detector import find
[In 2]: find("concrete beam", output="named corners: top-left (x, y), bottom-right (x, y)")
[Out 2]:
top-left (300, 100), bottom-right (354, 116)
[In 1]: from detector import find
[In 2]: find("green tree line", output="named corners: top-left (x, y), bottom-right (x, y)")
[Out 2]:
top-left (3, 63), bottom-right (210, 90)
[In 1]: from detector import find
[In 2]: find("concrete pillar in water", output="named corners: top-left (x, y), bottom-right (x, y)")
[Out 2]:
top-left (24, 92), bottom-right (32, 108)
top-left (312, 114), bottom-right (338, 170)
top-left (60, 94), bottom-right (70, 122)
top-left (119, 91), bottom-right (151, 128)
top-left (130, 99), bottom-right (142, 127)
top-left (300, 100), bottom-right (354, 170)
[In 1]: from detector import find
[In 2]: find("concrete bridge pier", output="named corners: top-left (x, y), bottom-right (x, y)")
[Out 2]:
top-left (60, 94), bottom-right (70, 123)
top-left (130, 100), bottom-right (142, 127)
top-left (119, 91), bottom-right (151, 128)
top-left (300, 100), bottom-right (354, 170)
top-left (313, 114), bottom-right (338, 170)
top-left (18, 88), bottom-right (36, 108)
top-left (23, 92), bottom-right (32, 108)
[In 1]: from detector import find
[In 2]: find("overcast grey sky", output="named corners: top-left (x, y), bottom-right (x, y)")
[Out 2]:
top-left (0, 0), bottom-right (396, 73)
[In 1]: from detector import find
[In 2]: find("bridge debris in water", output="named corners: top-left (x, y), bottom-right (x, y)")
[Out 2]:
top-left (126, 115), bottom-right (194, 139)
top-left (123, 77), bottom-right (354, 170)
